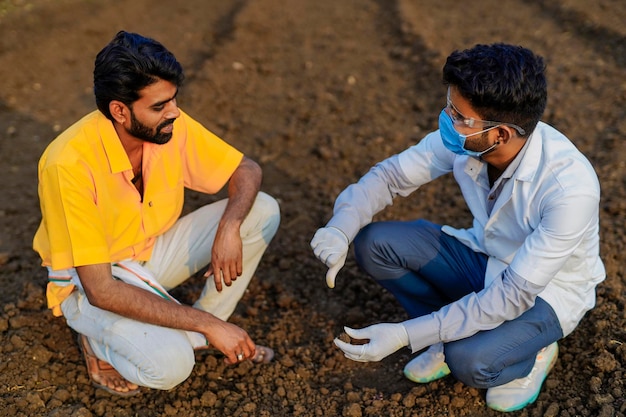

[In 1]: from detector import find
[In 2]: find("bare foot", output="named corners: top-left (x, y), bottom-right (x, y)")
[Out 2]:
top-left (251, 345), bottom-right (275, 364)
top-left (78, 334), bottom-right (140, 396)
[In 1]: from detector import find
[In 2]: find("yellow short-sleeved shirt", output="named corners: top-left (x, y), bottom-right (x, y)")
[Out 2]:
top-left (33, 110), bottom-right (243, 313)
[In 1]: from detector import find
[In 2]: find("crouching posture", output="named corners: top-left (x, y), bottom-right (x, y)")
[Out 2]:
top-left (33, 31), bottom-right (280, 396)
top-left (311, 43), bottom-right (604, 412)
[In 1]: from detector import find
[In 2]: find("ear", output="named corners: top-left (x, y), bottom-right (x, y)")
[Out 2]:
top-left (109, 100), bottom-right (128, 124)
top-left (496, 126), bottom-right (515, 144)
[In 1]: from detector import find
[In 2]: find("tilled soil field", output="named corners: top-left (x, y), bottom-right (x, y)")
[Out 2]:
top-left (0, 0), bottom-right (624, 416)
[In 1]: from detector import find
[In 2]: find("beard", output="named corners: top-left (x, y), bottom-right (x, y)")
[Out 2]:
top-left (128, 110), bottom-right (175, 145)
top-left (466, 130), bottom-right (494, 154)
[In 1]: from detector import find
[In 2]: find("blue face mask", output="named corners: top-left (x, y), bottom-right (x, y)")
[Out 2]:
top-left (438, 109), bottom-right (498, 157)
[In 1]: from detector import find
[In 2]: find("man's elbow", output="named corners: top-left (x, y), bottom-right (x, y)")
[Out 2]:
top-left (82, 282), bottom-right (116, 310)
top-left (83, 287), bottom-right (106, 308)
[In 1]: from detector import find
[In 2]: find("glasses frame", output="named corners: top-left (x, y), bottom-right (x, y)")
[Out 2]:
top-left (446, 90), bottom-right (526, 136)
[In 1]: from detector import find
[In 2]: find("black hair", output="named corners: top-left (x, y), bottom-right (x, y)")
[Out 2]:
top-left (442, 43), bottom-right (547, 137)
top-left (93, 31), bottom-right (184, 120)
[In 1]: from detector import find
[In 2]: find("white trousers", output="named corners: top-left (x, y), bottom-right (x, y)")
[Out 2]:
top-left (61, 192), bottom-right (280, 390)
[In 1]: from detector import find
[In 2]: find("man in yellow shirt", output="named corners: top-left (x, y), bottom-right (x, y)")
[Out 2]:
top-left (33, 31), bottom-right (280, 396)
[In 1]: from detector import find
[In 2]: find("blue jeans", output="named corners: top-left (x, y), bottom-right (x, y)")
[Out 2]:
top-left (353, 219), bottom-right (563, 388)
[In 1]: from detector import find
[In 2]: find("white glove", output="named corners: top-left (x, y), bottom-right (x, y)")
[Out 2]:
top-left (334, 323), bottom-right (409, 362)
top-left (310, 226), bottom-right (349, 288)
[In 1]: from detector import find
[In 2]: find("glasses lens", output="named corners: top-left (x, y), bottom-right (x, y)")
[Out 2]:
top-left (447, 101), bottom-right (464, 125)
top-left (446, 90), bottom-right (525, 135)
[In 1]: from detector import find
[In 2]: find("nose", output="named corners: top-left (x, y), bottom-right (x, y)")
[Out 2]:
top-left (165, 99), bottom-right (180, 119)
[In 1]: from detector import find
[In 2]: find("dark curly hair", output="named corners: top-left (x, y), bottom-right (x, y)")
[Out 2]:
top-left (442, 43), bottom-right (547, 137)
top-left (94, 31), bottom-right (184, 121)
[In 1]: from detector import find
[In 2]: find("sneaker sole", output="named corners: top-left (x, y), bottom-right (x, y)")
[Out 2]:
top-left (403, 363), bottom-right (451, 384)
top-left (487, 343), bottom-right (559, 412)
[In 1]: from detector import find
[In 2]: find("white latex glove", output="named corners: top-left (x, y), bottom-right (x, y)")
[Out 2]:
top-left (334, 323), bottom-right (409, 362)
top-left (310, 226), bottom-right (349, 288)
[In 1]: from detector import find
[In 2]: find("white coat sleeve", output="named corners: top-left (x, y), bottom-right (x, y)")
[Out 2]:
top-left (402, 268), bottom-right (545, 353)
top-left (327, 131), bottom-right (454, 241)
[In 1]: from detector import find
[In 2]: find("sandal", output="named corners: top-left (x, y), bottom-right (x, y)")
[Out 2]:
top-left (251, 345), bottom-right (275, 364)
top-left (77, 334), bottom-right (141, 397)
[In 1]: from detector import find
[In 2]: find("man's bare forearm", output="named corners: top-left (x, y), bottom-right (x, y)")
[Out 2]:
top-left (76, 263), bottom-right (256, 362)
top-left (76, 263), bottom-right (219, 334)
top-left (220, 156), bottom-right (262, 229)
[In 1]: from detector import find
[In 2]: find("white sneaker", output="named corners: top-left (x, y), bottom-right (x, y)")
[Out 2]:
top-left (403, 342), bottom-right (451, 383)
top-left (486, 342), bottom-right (559, 412)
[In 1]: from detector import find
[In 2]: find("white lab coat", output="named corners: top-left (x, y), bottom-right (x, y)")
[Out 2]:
top-left (328, 121), bottom-right (605, 343)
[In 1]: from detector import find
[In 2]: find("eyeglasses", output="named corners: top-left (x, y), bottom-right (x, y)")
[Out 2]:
top-left (446, 90), bottom-right (526, 136)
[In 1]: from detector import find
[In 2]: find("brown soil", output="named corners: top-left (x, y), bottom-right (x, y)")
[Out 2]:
top-left (0, 0), bottom-right (624, 416)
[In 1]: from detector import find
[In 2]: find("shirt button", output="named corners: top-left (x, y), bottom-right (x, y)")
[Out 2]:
top-left (148, 201), bottom-right (153, 207)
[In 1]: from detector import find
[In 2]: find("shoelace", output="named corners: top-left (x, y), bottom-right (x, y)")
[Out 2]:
top-left (511, 348), bottom-right (547, 389)
top-left (517, 365), bottom-right (538, 389)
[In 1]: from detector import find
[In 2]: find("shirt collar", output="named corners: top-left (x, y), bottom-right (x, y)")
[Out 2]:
top-left (511, 123), bottom-right (543, 182)
top-left (462, 124), bottom-right (540, 184)
top-left (500, 132), bottom-right (533, 180)
top-left (97, 112), bottom-right (132, 174)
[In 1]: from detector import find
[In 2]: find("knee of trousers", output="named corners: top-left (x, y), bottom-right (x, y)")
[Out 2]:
top-left (248, 191), bottom-right (280, 240)
top-left (352, 223), bottom-right (390, 275)
top-left (138, 344), bottom-right (196, 391)
top-left (445, 342), bottom-right (499, 389)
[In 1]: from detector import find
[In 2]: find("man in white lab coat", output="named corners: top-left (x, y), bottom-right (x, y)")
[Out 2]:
top-left (311, 43), bottom-right (605, 412)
